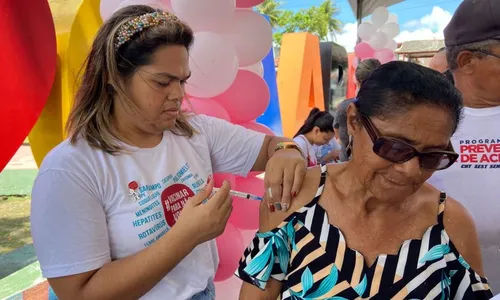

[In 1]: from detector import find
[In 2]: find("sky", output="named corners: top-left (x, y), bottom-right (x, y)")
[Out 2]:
top-left (280, 0), bottom-right (462, 51)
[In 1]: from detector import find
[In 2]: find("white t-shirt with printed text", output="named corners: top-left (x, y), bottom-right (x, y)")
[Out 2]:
top-left (30, 115), bottom-right (265, 299)
top-left (428, 106), bottom-right (500, 292)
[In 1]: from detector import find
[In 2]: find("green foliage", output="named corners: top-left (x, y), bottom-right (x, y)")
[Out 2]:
top-left (256, 0), bottom-right (342, 46)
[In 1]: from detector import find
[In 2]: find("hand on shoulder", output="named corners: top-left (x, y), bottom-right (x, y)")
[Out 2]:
top-left (259, 165), bottom-right (324, 232)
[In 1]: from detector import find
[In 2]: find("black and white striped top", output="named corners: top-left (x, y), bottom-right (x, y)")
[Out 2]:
top-left (235, 164), bottom-right (493, 299)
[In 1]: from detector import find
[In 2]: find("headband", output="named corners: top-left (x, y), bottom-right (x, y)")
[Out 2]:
top-left (114, 11), bottom-right (179, 49)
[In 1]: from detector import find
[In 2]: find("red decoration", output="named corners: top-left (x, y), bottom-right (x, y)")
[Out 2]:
top-left (0, 0), bottom-right (57, 172)
top-left (128, 181), bottom-right (139, 190)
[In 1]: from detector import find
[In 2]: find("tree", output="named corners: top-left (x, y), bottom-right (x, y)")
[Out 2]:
top-left (268, 0), bottom-right (342, 46)
top-left (256, 0), bottom-right (284, 29)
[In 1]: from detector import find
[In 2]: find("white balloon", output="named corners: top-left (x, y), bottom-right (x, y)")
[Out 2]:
top-left (369, 31), bottom-right (389, 50)
top-left (100, 0), bottom-right (124, 21)
top-left (186, 32), bottom-right (239, 98)
top-left (357, 22), bottom-right (375, 41)
top-left (380, 23), bottom-right (400, 40)
top-left (222, 10), bottom-right (273, 67)
top-left (371, 6), bottom-right (389, 28)
top-left (387, 13), bottom-right (398, 24)
top-left (171, 0), bottom-right (235, 32)
top-left (116, 0), bottom-right (172, 14)
top-left (385, 39), bottom-right (398, 51)
top-left (240, 62), bottom-right (264, 77)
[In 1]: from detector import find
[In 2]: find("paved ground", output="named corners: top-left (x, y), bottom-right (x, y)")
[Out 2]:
top-left (1, 146), bottom-right (38, 196)
top-left (4, 146), bottom-right (38, 171)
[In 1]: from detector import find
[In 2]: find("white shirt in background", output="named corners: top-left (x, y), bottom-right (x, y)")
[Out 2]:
top-left (30, 115), bottom-right (265, 300)
top-left (429, 106), bottom-right (500, 292)
top-left (293, 135), bottom-right (317, 167)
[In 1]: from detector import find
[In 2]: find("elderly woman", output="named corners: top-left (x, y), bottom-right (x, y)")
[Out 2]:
top-left (236, 61), bottom-right (493, 299)
top-left (30, 5), bottom-right (307, 300)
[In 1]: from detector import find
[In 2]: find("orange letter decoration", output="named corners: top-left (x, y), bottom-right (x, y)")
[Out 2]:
top-left (277, 33), bottom-right (324, 138)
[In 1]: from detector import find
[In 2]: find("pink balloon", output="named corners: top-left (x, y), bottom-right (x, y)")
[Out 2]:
top-left (374, 48), bottom-right (395, 64)
top-left (215, 276), bottom-right (243, 300)
top-left (214, 70), bottom-right (270, 124)
top-left (213, 173), bottom-right (236, 189)
top-left (117, 0), bottom-right (172, 15)
top-left (236, 0), bottom-right (264, 8)
top-left (171, 0), bottom-right (234, 31)
top-left (182, 97), bottom-right (230, 121)
top-left (229, 175), bottom-right (264, 230)
top-left (238, 121), bottom-right (274, 136)
top-left (354, 42), bottom-right (375, 59)
top-left (186, 32), bottom-right (239, 98)
top-left (223, 9), bottom-right (273, 67)
top-left (215, 223), bottom-right (244, 282)
top-left (100, 0), bottom-right (123, 21)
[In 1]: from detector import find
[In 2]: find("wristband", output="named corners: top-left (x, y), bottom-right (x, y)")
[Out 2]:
top-left (275, 142), bottom-right (305, 158)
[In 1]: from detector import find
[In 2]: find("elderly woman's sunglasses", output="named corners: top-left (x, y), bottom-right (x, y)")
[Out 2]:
top-left (360, 116), bottom-right (458, 170)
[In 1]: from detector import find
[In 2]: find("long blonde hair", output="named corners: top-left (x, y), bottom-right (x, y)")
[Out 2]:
top-left (66, 5), bottom-right (195, 154)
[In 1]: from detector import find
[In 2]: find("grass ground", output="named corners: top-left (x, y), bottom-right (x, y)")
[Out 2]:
top-left (0, 196), bottom-right (32, 254)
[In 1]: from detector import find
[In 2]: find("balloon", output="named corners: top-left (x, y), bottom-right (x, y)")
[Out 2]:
top-left (214, 223), bottom-right (244, 282)
top-left (354, 42), bottom-right (375, 59)
top-left (236, 0), bottom-right (264, 8)
top-left (215, 275), bottom-right (243, 300)
top-left (182, 97), bottom-right (230, 121)
top-left (0, 0), bottom-right (57, 172)
top-left (240, 61), bottom-right (264, 78)
top-left (371, 6), bottom-right (389, 28)
top-left (369, 31), bottom-right (389, 50)
top-left (223, 10), bottom-right (273, 67)
top-left (357, 22), bottom-right (375, 41)
top-left (385, 39), bottom-right (398, 51)
top-left (171, 0), bottom-right (235, 32)
top-left (229, 175), bottom-right (264, 230)
top-left (374, 48), bottom-right (395, 64)
top-left (387, 13), bottom-right (398, 24)
top-left (238, 121), bottom-right (274, 136)
top-left (100, 0), bottom-right (123, 21)
top-left (380, 23), bottom-right (400, 40)
top-left (186, 32), bottom-right (239, 98)
top-left (213, 70), bottom-right (270, 124)
top-left (116, 0), bottom-right (172, 16)
top-left (213, 173), bottom-right (236, 189)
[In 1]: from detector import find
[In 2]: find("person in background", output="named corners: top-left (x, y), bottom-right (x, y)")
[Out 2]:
top-left (429, 0), bottom-right (500, 292)
top-left (237, 61), bottom-right (492, 300)
top-left (313, 136), bottom-right (341, 164)
top-left (333, 98), bottom-right (354, 162)
top-left (293, 108), bottom-right (335, 167)
top-left (334, 58), bottom-right (381, 162)
top-left (429, 47), bottom-right (448, 73)
top-left (429, 47), bottom-right (455, 84)
top-left (30, 6), bottom-right (307, 300)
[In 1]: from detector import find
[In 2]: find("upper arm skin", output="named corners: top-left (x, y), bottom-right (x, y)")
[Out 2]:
top-left (444, 197), bottom-right (485, 276)
top-left (239, 167), bottom-right (322, 300)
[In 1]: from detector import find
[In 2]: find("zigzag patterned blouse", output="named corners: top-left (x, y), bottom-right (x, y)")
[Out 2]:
top-left (235, 165), bottom-right (493, 299)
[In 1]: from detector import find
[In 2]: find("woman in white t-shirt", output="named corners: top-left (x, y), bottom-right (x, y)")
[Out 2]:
top-left (30, 6), bottom-right (307, 300)
top-left (293, 108), bottom-right (335, 167)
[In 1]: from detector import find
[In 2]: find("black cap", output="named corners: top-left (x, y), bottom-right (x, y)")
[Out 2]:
top-left (444, 0), bottom-right (500, 47)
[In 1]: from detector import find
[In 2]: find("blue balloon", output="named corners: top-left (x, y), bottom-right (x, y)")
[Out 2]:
top-left (256, 15), bottom-right (283, 136)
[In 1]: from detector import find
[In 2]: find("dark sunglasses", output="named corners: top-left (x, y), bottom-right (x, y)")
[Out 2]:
top-left (360, 116), bottom-right (458, 170)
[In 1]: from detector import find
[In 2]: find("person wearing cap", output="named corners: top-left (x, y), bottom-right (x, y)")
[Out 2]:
top-left (429, 0), bottom-right (500, 292)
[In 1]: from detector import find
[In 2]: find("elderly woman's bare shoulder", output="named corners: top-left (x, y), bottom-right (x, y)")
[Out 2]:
top-left (441, 194), bottom-right (485, 276)
top-left (259, 165), bottom-right (325, 232)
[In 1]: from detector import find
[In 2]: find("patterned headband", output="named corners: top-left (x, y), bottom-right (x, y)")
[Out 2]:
top-left (114, 11), bottom-right (179, 49)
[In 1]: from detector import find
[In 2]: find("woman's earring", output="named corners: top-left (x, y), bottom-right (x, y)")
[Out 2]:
top-left (345, 135), bottom-right (353, 158)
